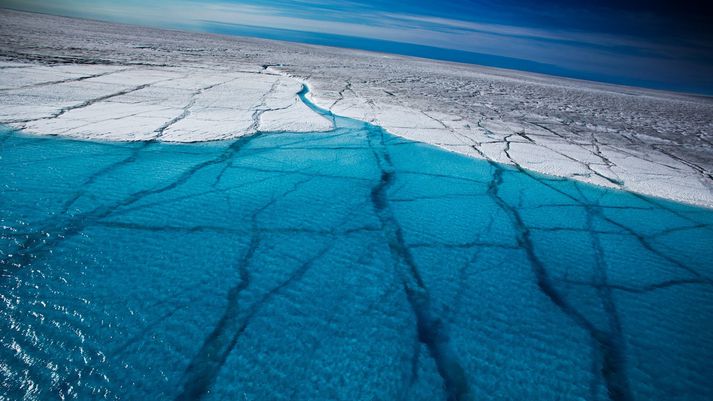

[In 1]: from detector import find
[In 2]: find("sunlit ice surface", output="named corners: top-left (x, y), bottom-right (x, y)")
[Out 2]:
top-left (1, 91), bottom-right (712, 401)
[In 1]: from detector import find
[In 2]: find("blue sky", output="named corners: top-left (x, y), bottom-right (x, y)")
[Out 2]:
top-left (3, 0), bottom-right (712, 94)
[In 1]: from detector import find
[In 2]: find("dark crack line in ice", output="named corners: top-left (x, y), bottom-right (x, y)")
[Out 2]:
top-left (61, 142), bottom-right (154, 213)
top-left (366, 125), bottom-right (471, 401)
top-left (506, 163), bottom-right (713, 286)
top-left (153, 77), bottom-right (240, 139)
top-left (174, 176), bottom-right (321, 401)
top-left (486, 163), bottom-right (634, 401)
top-left (1, 133), bottom-right (262, 271)
top-left (561, 278), bottom-right (712, 294)
top-left (175, 242), bottom-right (331, 401)
top-left (3, 75), bottom-right (183, 125)
top-left (581, 189), bottom-right (633, 401)
top-left (0, 67), bottom-right (132, 92)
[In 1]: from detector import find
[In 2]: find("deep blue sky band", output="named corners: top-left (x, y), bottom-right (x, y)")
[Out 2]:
top-left (2, 0), bottom-right (712, 94)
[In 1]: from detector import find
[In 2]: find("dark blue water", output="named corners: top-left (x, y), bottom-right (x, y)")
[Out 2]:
top-left (1, 89), bottom-right (712, 401)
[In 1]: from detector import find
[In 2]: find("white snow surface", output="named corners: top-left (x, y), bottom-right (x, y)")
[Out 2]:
top-left (0, 64), bottom-right (332, 142)
top-left (1, 9), bottom-right (713, 207)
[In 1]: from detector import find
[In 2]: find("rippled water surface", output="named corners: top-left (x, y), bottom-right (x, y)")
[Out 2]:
top-left (1, 93), bottom-right (713, 401)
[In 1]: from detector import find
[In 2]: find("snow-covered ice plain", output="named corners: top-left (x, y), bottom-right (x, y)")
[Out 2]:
top-left (1, 9), bottom-right (713, 401)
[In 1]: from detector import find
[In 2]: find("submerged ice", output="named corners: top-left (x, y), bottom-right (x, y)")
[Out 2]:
top-left (1, 87), bottom-right (712, 401)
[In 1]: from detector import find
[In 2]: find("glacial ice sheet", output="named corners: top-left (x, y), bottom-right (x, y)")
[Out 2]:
top-left (3, 7), bottom-right (713, 207)
top-left (1, 94), bottom-right (712, 401)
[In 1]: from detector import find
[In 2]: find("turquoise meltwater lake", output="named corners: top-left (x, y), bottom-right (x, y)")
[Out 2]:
top-left (1, 89), bottom-right (712, 401)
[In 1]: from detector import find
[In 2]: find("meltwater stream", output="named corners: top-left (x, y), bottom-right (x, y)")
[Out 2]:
top-left (1, 87), bottom-right (712, 401)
